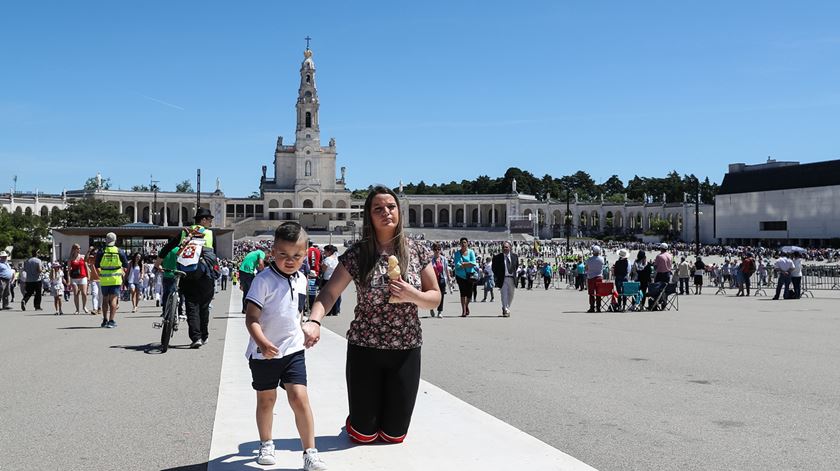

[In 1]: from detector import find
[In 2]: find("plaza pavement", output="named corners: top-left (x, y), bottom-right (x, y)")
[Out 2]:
top-left (1, 278), bottom-right (839, 470)
top-left (206, 289), bottom-right (596, 471)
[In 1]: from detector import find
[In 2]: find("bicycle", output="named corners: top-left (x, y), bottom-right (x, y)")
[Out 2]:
top-left (154, 270), bottom-right (185, 353)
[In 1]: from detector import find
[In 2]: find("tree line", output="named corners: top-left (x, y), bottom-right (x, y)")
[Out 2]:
top-left (389, 167), bottom-right (719, 204)
top-left (83, 176), bottom-right (194, 193)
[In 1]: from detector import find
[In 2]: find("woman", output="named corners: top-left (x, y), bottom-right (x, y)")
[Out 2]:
top-left (630, 250), bottom-right (651, 300)
top-left (693, 256), bottom-right (706, 295)
top-left (453, 237), bottom-right (477, 317)
top-left (430, 243), bottom-right (450, 317)
top-left (126, 252), bottom-right (145, 313)
top-left (613, 249), bottom-right (629, 309)
top-left (86, 246), bottom-right (101, 315)
top-left (305, 186), bottom-right (440, 444)
top-left (66, 244), bottom-right (89, 314)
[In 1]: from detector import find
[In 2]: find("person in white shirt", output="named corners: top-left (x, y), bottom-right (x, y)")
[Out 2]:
top-left (319, 245), bottom-right (340, 316)
top-left (244, 222), bottom-right (327, 470)
top-left (772, 254), bottom-right (794, 300)
top-left (219, 265), bottom-right (230, 291)
top-left (790, 252), bottom-right (803, 299)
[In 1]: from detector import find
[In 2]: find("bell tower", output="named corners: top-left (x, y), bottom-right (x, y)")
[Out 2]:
top-left (295, 38), bottom-right (320, 146)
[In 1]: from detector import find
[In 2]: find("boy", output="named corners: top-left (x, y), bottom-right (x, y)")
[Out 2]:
top-left (244, 222), bottom-right (327, 470)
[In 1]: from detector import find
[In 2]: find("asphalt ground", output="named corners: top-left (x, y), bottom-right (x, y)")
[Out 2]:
top-left (320, 283), bottom-right (840, 471)
top-left (0, 289), bottom-right (231, 471)
top-left (2, 281), bottom-right (839, 470)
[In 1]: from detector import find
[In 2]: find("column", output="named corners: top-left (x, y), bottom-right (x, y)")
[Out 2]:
top-left (449, 204), bottom-right (453, 227)
top-left (178, 202), bottom-right (183, 225)
top-left (478, 203), bottom-right (482, 227)
top-left (163, 203), bottom-right (168, 226)
top-left (419, 203), bottom-right (424, 227)
top-left (463, 203), bottom-right (467, 227)
top-left (434, 203), bottom-right (438, 227)
top-left (491, 203), bottom-right (496, 227)
top-left (149, 200), bottom-right (154, 224)
top-left (118, 201), bottom-right (122, 214)
top-left (134, 201), bottom-right (138, 223)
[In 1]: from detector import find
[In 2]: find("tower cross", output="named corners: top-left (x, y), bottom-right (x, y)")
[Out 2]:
top-left (305, 36), bottom-right (312, 49)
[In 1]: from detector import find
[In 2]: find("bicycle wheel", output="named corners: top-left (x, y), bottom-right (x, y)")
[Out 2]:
top-left (160, 293), bottom-right (176, 353)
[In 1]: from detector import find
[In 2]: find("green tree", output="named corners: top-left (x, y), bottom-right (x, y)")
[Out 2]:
top-left (648, 219), bottom-right (672, 236)
top-left (51, 199), bottom-right (129, 227)
top-left (175, 180), bottom-right (194, 192)
top-left (83, 175), bottom-right (111, 191)
top-left (351, 189), bottom-right (369, 200)
top-left (599, 175), bottom-right (625, 196)
top-left (0, 210), bottom-right (51, 257)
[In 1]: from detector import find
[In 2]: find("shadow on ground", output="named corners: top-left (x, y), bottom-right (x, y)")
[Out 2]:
top-left (161, 429), bottom-right (361, 471)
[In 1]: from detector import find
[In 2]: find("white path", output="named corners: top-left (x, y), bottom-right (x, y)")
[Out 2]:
top-left (208, 289), bottom-right (597, 471)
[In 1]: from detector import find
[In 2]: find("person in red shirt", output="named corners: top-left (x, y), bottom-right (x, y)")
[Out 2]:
top-left (307, 241), bottom-right (322, 278)
top-left (66, 244), bottom-right (90, 314)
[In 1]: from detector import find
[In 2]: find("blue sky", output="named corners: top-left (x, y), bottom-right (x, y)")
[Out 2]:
top-left (2, 1), bottom-right (839, 197)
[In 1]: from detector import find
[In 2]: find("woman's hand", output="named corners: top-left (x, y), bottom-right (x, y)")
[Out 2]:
top-left (389, 277), bottom-right (420, 304)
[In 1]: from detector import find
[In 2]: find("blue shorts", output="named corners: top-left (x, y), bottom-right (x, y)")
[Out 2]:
top-left (101, 285), bottom-right (120, 296)
top-left (249, 349), bottom-right (307, 391)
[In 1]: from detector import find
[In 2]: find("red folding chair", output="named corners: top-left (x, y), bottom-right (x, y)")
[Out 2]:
top-left (595, 281), bottom-right (615, 312)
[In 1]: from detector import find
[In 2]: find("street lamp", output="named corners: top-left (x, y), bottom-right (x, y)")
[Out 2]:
top-left (151, 176), bottom-right (160, 225)
top-left (565, 184), bottom-right (571, 254)
top-left (694, 177), bottom-right (701, 255)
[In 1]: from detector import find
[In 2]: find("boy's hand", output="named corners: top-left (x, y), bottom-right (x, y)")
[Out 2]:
top-left (302, 321), bottom-right (320, 348)
top-left (258, 341), bottom-right (279, 359)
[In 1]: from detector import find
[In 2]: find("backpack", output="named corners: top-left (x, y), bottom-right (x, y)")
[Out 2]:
top-left (177, 228), bottom-right (219, 281)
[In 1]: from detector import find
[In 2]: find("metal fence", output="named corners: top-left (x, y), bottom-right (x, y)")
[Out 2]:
top-left (801, 265), bottom-right (840, 297)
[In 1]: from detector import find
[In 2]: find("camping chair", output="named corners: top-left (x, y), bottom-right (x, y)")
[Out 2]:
top-left (648, 282), bottom-right (678, 311)
top-left (619, 281), bottom-right (642, 312)
top-left (660, 283), bottom-right (679, 311)
top-left (645, 282), bottom-right (667, 311)
top-left (594, 281), bottom-right (615, 312)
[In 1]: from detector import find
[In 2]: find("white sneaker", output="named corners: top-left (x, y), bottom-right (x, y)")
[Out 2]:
top-left (303, 448), bottom-right (328, 471)
top-left (257, 440), bottom-right (276, 466)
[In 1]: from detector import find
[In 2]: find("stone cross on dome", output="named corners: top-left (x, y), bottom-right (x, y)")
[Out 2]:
top-left (305, 36), bottom-right (312, 50)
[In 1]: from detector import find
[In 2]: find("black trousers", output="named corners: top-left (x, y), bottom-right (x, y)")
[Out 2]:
top-left (22, 281), bottom-right (42, 309)
top-left (181, 277), bottom-right (214, 342)
top-left (654, 272), bottom-right (671, 284)
top-left (346, 344), bottom-right (421, 440)
top-left (239, 270), bottom-right (255, 313)
top-left (220, 275), bottom-right (228, 290)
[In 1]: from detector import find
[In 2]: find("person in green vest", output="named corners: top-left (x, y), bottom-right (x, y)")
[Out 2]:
top-left (238, 247), bottom-right (268, 314)
top-left (95, 232), bottom-right (129, 328)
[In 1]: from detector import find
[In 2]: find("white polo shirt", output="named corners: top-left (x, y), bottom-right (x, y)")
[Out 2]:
top-left (245, 262), bottom-right (307, 360)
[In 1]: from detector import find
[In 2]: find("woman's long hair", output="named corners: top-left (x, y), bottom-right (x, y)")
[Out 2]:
top-left (357, 185), bottom-right (408, 284)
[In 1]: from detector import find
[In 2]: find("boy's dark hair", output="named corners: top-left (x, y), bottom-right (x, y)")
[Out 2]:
top-left (274, 222), bottom-right (307, 244)
top-left (460, 237), bottom-right (468, 243)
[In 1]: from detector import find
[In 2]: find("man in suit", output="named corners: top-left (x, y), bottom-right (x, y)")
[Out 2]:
top-left (492, 241), bottom-right (519, 317)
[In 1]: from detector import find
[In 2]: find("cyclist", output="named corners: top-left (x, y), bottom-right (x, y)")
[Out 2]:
top-left (165, 208), bottom-right (217, 348)
top-left (155, 236), bottom-right (184, 319)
